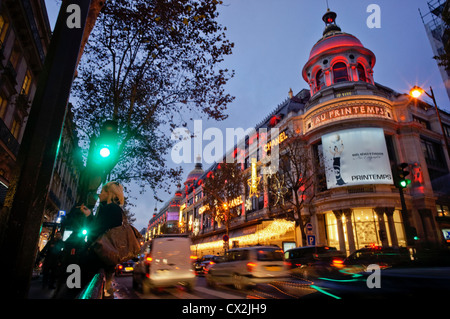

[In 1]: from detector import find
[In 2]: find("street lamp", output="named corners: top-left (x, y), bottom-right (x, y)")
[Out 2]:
top-left (409, 85), bottom-right (450, 160)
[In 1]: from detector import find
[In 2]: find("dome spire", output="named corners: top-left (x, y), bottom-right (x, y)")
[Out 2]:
top-left (322, 8), bottom-right (341, 36)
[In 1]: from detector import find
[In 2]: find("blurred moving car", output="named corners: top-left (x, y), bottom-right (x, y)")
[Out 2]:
top-left (344, 245), bottom-right (412, 269)
top-left (115, 260), bottom-right (135, 276)
top-left (194, 255), bottom-right (216, 276)
top-left (284, 246), bottom-right (345, 269)
top-left (205, 246), bottom-right (289, 290)
top-left (133, 235), bottom-right (196, 293)
top-left (284, 246), bottom-right (346, 280)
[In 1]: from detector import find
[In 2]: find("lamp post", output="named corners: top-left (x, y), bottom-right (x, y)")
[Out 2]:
top-left (409, 85), bottom-right (450, 160)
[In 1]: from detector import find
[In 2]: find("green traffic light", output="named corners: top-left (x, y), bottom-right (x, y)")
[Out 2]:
top-left (82, 229), bottom-right (88, 235)
top-left (399, 180), bottom-right (407, 188)
top-left (99, 146), bottom-right (111, 158)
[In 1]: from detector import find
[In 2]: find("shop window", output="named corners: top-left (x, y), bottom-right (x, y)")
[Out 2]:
top-left (332, 62), bottom-right (349, 83)
top-left (316, 69), bottom-right (324, 91)
top-left (324, 209), bottom-right (406, 252)
top-left (357, 64), bottom-right (366, 82)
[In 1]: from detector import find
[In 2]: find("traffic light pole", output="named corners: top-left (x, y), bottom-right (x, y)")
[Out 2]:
top-left (0, 1), bottom-right (92, 298)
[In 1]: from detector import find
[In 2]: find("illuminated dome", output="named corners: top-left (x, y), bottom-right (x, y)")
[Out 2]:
top-left (302, 9), bottom-right (376, 96)
top-left (308, 32), bottom-right (366, 60)
top-left (184, 155), bottom-right (204, 186)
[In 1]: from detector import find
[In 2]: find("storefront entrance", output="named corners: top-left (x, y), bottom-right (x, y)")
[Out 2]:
top-left (324, 207), bottom-right (406, 254)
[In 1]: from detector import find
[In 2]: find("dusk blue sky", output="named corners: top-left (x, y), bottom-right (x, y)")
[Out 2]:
top-left (44, 0), bottom-right (450, 230)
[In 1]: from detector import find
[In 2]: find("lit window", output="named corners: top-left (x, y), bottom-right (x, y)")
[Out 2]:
top-left (11, 118), bottom-right (21, 139)
top-left (0, 14), bottom-right (9, 44)
top-left (332, 62), bottom-right (349, 83)
top-left (0, 95), bottom-right (8, 119)
top-left (21, 70), bottom-right (32, 95)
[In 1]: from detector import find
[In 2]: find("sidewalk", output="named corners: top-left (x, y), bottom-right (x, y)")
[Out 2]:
top-left (28, 274), bottom-right (115, 299)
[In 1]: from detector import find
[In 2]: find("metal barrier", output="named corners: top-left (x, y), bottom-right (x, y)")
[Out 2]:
top-left (77, 269), bottom-right (105, 299)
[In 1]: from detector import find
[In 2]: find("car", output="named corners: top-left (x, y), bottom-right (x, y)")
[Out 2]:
top-left (132, 234), bottom-right (196, 293)
top-left (284, 245), bottom-right (346, 269)
top-left (205, 246), bottom-right (289, 290)
top-left (194, 255), bottom-right (216, 276)
top-left (284, 246), bottom-right (347, 280)
top-left (344, 245), bottom-right (412, 269)
top-left (115, 260), bottom-right (135, 276)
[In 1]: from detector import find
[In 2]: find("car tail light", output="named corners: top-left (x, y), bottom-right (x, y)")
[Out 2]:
top-left (190, 255), bottom-right (198, 261)
top-left (209, 261), bottom-right (215, 265)
top-left (332, 258), bottom-right (344, 267)
top-left (247, 262), bottom-right (257, 272)
top-left (145, 256), bottom-right (152, 264)
top-left (118, 265), bottom-right (123, 270)
top-left (284, 261), bottom-right (292, 267)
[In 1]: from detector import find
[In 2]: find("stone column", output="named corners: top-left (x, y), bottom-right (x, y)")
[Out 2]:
top-left (375, 207), bottom-right (389, 247)
top-left (343, 209), bottom-right (356, 254)
top-left (384, 207), bottom-right (398, 247)
top-left (332, 210), bottom-right (346, 253)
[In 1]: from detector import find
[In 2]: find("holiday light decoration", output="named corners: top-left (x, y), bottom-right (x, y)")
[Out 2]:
top-left (271, 175), bottom-right (289, 205)
top-left (247, 158), bottom-right (260, 197)
top-left (191, 219), bottom-right (295, 253)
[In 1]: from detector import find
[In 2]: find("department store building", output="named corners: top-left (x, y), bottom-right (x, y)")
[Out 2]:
top-left (148, 10), bottom-right (450, 256)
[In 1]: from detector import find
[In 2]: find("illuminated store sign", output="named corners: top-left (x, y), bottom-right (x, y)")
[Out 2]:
top-left (305, 102), bottom-right (391, 131)
top-left (321, 127), bottom-right (393, 189)
top-left (263, 131), bottom-right (288, 153)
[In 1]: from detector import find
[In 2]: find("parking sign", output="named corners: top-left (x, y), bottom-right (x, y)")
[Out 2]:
top-left (307, 235), bottom-right (316, 246)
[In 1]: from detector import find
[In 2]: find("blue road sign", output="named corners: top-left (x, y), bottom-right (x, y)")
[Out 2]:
top-left (307, 235), bottom-right (316, 246)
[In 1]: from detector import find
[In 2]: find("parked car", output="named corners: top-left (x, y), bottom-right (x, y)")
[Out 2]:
top-left (205, 246), bottom-right (289, 290)
top-left (115, 260), bottom-right (135, 276)
top-left (132, 235), bottom-right (196, 293)
top-left (194, 255), bottom-right (216, 276)
top-left (284, 246), bottom-right (346, 280)
top-left (344, 246), bottom-right (412, 269)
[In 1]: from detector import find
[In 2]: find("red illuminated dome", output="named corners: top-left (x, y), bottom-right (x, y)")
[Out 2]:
top-left (308, 33), bottom-right (366, 60)
top-left (302, 10), bottom-right (376, 96)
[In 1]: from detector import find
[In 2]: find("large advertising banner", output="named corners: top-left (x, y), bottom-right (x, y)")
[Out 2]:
top-left (321, 127), bottom-right (393, 189)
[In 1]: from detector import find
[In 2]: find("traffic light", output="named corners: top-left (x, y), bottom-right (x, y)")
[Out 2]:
top-left (78, 228), bottom-right (89, 242)
top-left (95, 120), bottom-right (118, 163)
top-left (397, 163), bottom-right (411, 189)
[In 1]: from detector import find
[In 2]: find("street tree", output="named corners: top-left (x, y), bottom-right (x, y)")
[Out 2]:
top-left (266, 134), bottom-right (325, 246)
top-left (72, 0), bottom-right (235, 194)
top-left (202, 162), bottom-right (246, 237)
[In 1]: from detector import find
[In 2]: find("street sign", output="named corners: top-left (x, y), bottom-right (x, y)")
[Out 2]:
top-left (58, 210), bottom-right (66, 217)
top-left (306, 223), bottom-right (313, 235)
top-left (307, 235), bottom-right (316, 246)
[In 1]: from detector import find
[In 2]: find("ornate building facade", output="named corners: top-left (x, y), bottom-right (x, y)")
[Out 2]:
top-left (148, 10), bottom-right (450, 257)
